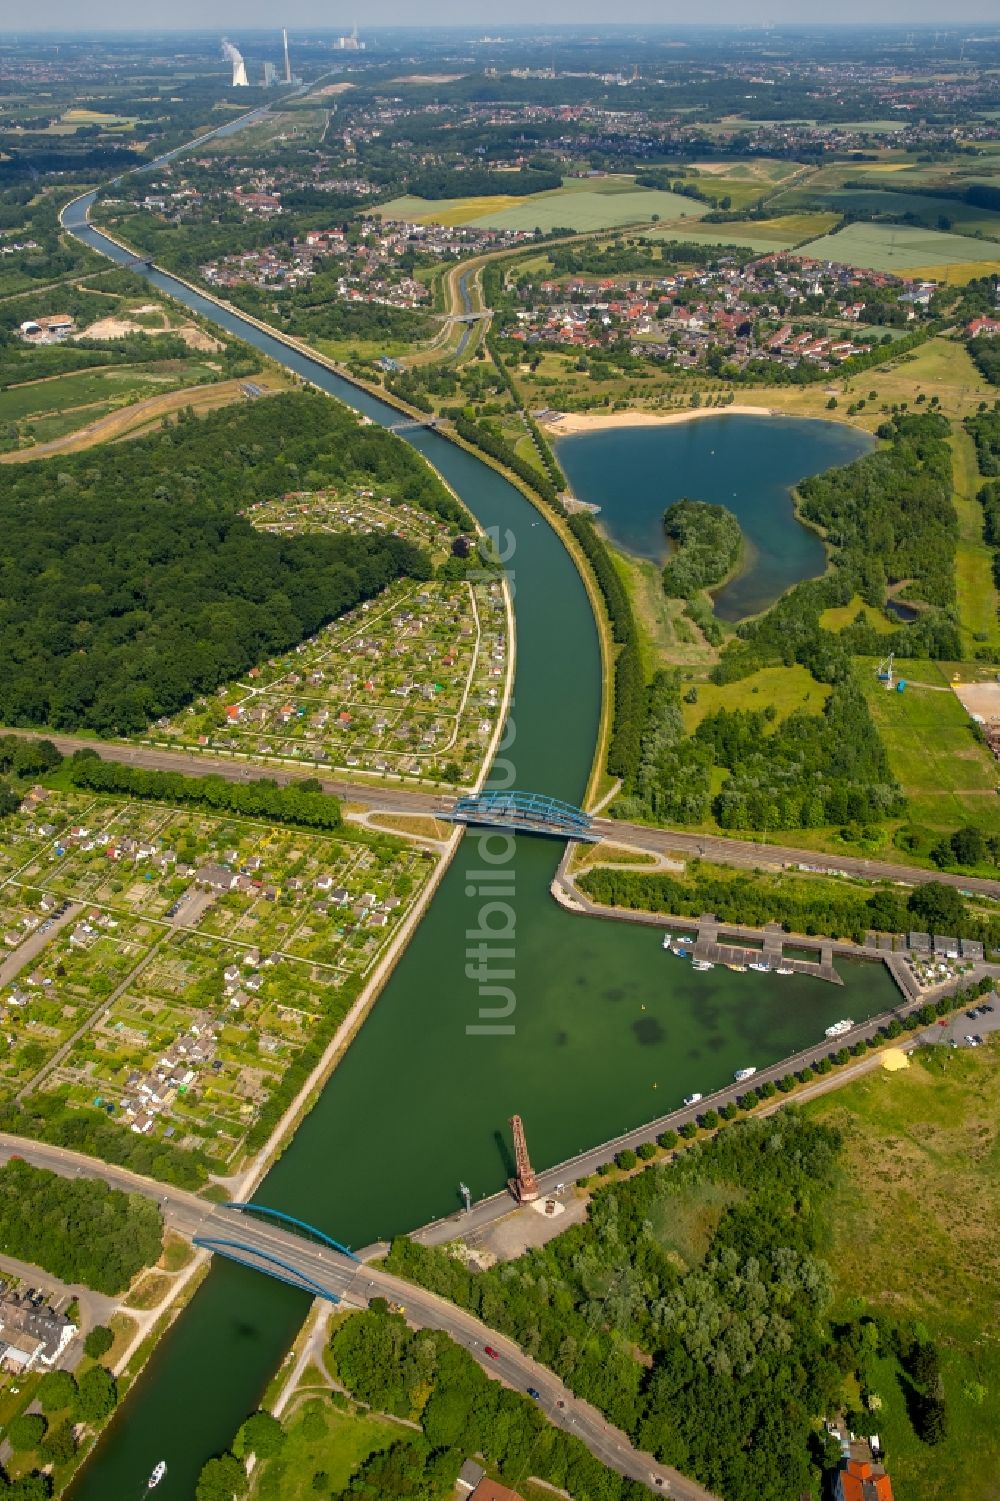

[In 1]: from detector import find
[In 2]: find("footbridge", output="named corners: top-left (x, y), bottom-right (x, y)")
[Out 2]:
top-left (446, 789), bottom-right (598, 841)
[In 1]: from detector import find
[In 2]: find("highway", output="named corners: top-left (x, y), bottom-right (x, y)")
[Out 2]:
top-left (6, 727), bottom-right (999, 898)
top-left (0, 1134), bottom-right (714, 1501)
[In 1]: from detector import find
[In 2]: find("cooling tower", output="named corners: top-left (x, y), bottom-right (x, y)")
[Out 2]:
top-left (221, 39), bottom-right (249, 87)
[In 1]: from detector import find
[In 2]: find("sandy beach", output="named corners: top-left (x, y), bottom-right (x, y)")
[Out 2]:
top-left (539, 404), bottom-right (777, 436)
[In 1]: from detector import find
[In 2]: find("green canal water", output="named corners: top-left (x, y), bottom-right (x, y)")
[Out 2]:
top-left (63, 198), bottom-right (900, 1498)
top-left (557, 415), bottom-right (873, 620)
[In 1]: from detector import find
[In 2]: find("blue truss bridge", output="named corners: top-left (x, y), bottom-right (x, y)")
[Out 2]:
top-left (445, 790), bottom-right (597, 841)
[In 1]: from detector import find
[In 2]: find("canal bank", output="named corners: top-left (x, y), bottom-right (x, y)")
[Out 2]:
top-left (60, 197), bottom-right (902, 1499)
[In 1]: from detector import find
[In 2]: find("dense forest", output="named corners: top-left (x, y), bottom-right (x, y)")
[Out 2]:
top-left (619, 669), bottom-right (901, 834)
top-left (408, 166), bottom-right (563, 199)
top-left (385, 1111), bottom-right (955, 1501)
top-left (0, 1159), bottom-right (161, 1294)
top-left (0, 393), bottom-right (454, 734)
top-left (796, 411), bottom-right (956, 609)
top-left (661, 499), bottom-right (743, 599)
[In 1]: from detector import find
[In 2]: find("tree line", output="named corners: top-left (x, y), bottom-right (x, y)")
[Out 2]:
top-left (965, 403), bottom-right (1000, 590)
top-left (66, 755), bottom-right (344, 831)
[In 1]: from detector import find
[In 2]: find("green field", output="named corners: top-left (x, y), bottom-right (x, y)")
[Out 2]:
top-left (818, 595), bottom-right (897, 634)
top-left (857, 658), bottom-right (1000, 834)
top-left (254, 1398), bottom-right (410, 1501)
top-left (0, 362), bottom-right (220, 450)
top-left (650, 212), bottom-right (839, 252)
top-left (797, 222), bottom-right (1000, 273)
top-left (950, 429), bottom-right (1000, 656)
top-left (806, 1041), bottom-right (1000, 1501)
top-left (378, 176), bottom-right (709, 233)
top-left (681, 662), bottom-right (830, 733)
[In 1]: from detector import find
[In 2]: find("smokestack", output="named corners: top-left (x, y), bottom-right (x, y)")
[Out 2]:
top-left (221, 38), bottom-right (249, 88)
top-left (283, 28), bottom-right (292, 84)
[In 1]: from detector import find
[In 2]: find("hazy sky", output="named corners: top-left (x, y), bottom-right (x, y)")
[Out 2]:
top-left (7, 4), bottom-right (1000, 31)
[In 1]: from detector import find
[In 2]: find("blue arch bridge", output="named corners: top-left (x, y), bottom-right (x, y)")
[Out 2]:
top-left (445, 790), bottom-right (597, 842)
top-left (193, 1202), bottom-right (359, 1302)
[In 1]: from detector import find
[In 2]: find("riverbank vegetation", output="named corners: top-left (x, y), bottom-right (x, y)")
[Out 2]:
top-left (201, 1306), bottom-right (651, 1501)
top-left (577, 860), bottom-right (1000, 948)
top-left (0, 393), bottom-right (449, 735)
top-left (661, 499), bottom-right (743, 599)
top-left (0, 1159), bottom-right (161, 1293)
top-left (386, 1106), bottom-right (988, 1501)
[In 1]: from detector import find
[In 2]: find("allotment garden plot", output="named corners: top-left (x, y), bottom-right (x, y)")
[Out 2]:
top-left (0, 791), bottom-right (437, 1171)
top-left (144, 491), bottom-right (508, 788)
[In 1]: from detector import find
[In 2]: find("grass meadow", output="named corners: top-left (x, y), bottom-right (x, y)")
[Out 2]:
top-left (806, 1041), bottom-right (1000, 1501)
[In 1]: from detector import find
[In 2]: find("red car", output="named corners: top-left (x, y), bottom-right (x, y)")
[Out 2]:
top-left (484, 1345), bottom-right (499, 1360)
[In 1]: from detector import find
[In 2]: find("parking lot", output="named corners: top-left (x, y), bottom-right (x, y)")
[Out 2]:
top-left (918, 992), bottom-right (1000, 1049)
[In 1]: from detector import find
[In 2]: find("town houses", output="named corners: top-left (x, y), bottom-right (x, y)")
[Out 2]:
top-left (499, 252), bottom-right (934, 375)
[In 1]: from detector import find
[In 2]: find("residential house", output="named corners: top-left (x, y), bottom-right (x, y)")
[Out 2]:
top-left (835, 1458), bottom-right (893, 1501)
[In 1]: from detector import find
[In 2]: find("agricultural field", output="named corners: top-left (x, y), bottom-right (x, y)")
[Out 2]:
top-left (379, 176), bottom-right (710, 233)
top-left (796, 222), bottom-right (1000, 276)
top-left (806, 1040), bottom-right (1000, 1501)
top-left (856, 659), bottom-right (1000, 838)
top-left (0, 789), bottom-right (437, 1169)
top-left (649, 212), bottom-right (839, 252)
top-left (147, 491), bottom-right (508, 790)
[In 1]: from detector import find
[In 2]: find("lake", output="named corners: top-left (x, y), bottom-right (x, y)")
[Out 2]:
top-left (557, 414), bottom-right (873, 620)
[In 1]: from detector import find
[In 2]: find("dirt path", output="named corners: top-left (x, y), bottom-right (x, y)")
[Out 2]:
top-left (0, 376), bottom-right (284, 462)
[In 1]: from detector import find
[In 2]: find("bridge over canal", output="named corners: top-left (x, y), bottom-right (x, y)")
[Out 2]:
top-left (446, 789), bottom-right (598, 841)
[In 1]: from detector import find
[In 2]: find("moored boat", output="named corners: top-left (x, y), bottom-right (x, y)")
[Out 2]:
top-left (776, 965), bottom-right (794, 976)
top-left (824, 1018), bottom-right (855, 1038)
top-left (748, 960), bottom-right (770, 972)
top-left (691, 958), bottom-right (715, 971)
top-left (734, 1066), bottom-right (757, 1082)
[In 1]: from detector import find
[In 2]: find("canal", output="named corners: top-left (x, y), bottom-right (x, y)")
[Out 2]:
top-left (62, 196), bottom-right (900, 1497)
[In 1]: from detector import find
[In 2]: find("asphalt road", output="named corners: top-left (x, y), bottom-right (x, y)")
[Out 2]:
top-left (0, 1134), bottom-right (712, 1500)
top-left (8, 728), bottom-right (996, 899)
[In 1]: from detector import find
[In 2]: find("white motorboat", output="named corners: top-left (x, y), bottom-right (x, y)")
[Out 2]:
top-left (824, 1018), bottom-right (855, 1038)
top-left (691, 959), bottom-right (715, 971)
top-left (734, 1067), bottom-right (757, 1082)
top-left (148, 1462), bottom-right (167, 1490)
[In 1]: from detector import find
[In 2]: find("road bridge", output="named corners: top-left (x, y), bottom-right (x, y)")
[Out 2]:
top-left (4, 727), bottom-right (999, 897)
top-left (0, 1134), bottom-right (714, 1501)
top-left (446, 789), bottom-right (598, 841)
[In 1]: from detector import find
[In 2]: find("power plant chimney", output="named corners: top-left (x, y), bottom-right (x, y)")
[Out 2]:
top-left (283, 28), bottom-right (292, 84)
top-left (221, 39), bottom-right (249, 88)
